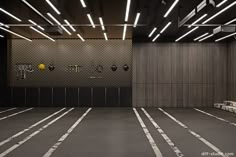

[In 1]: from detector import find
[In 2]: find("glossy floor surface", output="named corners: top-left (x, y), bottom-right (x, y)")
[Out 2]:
top-left (0, 107), bottom-right (236, 157)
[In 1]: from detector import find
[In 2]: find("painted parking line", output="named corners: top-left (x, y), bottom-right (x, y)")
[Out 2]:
top-left (194, 108), bottom-right (236, 127)
top-left (141, 108), bottom-right (184, 157)
top-left (0, 108), bottom-right (17, 114)
top-left (0, 108), bottom-right (74, 157)
top-left (158, 108), bottom-right (227, 157)
top-left (43, 108), bottom-right (92, 157)
top-left (0, 108), bottom-right (66, 147)
top-left (0, 108), bottom-right (33, 121)
top-left (133, 108), bottom-right (163, 157)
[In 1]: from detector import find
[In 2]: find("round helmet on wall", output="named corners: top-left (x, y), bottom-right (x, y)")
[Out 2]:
top-left (111, 64), bottom-right (118, 71)
top-left (38, 63), bottom-right (46, 71)
top-left (123, 64), bottom-right (129, 71)
top-left (48, 64), bottom-right (55, 71)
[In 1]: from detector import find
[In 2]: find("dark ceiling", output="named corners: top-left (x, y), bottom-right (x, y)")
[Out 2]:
top-left (0, 0), bottom-right (235, 42)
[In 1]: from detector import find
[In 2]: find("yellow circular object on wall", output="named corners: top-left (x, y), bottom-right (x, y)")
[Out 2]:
top-left (38, 64), bottom-right (46, 70)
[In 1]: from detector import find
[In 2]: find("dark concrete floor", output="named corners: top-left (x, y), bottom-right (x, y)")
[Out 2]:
top-left (0, 107), bottom-right (235, 157)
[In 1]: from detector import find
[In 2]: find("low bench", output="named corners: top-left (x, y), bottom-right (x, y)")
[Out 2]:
top-left (214, 101), bottom-right (236, 114)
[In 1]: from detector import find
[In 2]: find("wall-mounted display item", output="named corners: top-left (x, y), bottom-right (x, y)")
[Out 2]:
top-left (68, 65), bottom-right (83, 72)
top-left (111, 64), bottom-right (118, 71)
top-left (16, 63), bottom-right (34, 80)
top-left (123, 64), bottom-right (129, 71)
top-left (96, 65), bottom-right (104, 73)
top-left (48, 64), bottom-right (55, 71)
top-left (38, 63), bottom-right (46, 71)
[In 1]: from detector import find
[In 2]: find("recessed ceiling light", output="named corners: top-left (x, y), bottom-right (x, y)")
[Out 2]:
top-left (0, 26), bottom-right (32, 42)
top-left (194, 33), bottom-right (209, 41)
top-left (164, 0), bottom-right (179, 18)
top-left (152, 34), bottom-right (160, 42)
top-left (99, 17), bottom-right (105, 31)
top-left (30, 26), bottom-right (55, 42)
top-left (188, 14), bottom-right (207, 28)
top-left (202, 1), bottom-right (236, 24)
top-left (175, 27), bottom-right (199, 42)
top-left (215, 32), bottom-right (236, 42)
top-left (28, 19), bottom-right (45, 31)
top-left (64, 19), bottom-right (76, 32)
top-left (77, 33), bottom-right (85, 42)
top-left (160, 22), bottom-right (172, 34)
top-left (148, 27), bottom-right (157, 37)
top-left (104, 32), bottom-right (108, 41)
top-left (122, 24), bottom-right (127, 40)
top-left (0, 8), bottom-right (22, 22)
top-left (45, 0), bottom-right (61, 15)
top-left (133, 12), bottom-right (141, 28)
top-left (198, 34), bottom-right (214, 42)
top-left (225, 18), bottom-right (236, 25)
top-left (0, 35), bottom-right (4, 38)
top-left (80, 0), bottom-right (87, 8)
top-left (47, 13), bottom-right (72, 35)
top-left (87, 14), bottom-right (96, 28)
top-left (125, 0), bottom-right (131, 22)
top-left (216, 0), bottom-right (228, 8)
top-left (21, 0), bottom-right (54, 25)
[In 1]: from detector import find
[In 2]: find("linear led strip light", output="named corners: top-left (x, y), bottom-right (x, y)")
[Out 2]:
top-left (87, 14), bottom-right (96, 28)
top-left (21, 0), bottom-right (54, 25)
top-left (194, 32), bottom-right (209, 41)
top-left (122, 24), bottom-right (128, 40)
top-left (216, 0), bottom-right (228, 8)
top-left (152, 34), bottom-right (160, 42)
top-left (99, 17), bottom-right (105, 31)
top-left (202, 1), bottom-right (236, 24)
top-left (0, 22), bottom-right (9, 28)
top-left (125, 0), bottom-right (131, 22)
top-left (104, 32), bottom-right (108, 41)
top-left (0, 8), bottom-right (22, 22)
top-left (77, 33), bottom-right (85, 42)
top-left (133, 12), bottom-right (141, 28)
top-left (30, 26), bottom-right (55, 42)
top-left (148, 27), bottom-right (157, 37)
top-left (80, 0), bottom-right (87, 8)
top-left (164, 0), bottom-right (179, 18)
top-left (198, 34), bottom-right (214, 42)
top-left (215, 32), bottom-right (236, 42)
top-left (175, 27), bottom-right (199, 42)
top-left (64, 19), bottom-right (76, 32)
top-left (225, 18), bottom-right (236, 25)
top-left (188, 14), bottom-right (208, 28)
top-left (0, 26), bottom-right (32, 42)
top-left (0, 35), bottom-right (4, 38)
top-left (45, 0), bottom-right (61, 15)
top-left (28, 19), bottom-right (45, 31)
top-left (160, 22), bottom-right (172, 34)
top-left (47, 13), bottom-right (71, 35)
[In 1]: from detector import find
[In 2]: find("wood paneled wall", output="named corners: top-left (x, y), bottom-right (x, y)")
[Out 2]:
top-left (227, 41), bottom-right (236, 100)
top-left (133, 43), bottom-right (227, 107)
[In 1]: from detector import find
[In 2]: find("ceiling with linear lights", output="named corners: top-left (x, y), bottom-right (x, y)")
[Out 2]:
top-left (0, 0), bottom-right (235, 42)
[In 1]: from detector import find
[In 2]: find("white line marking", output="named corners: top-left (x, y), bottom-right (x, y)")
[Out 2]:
top-left (43, 108), bottom-right (92, 157)
top-left (0, 108), bottom-right (66, 147)
top-left (0, 108), bottom-right (33, 121)
top-left (0, 108), bottom-right (17, 114)
top-left (133, 108), bottom-right (163, 157)
top-left (158, 108), bottom-right (226, 157)
top-left (194, 108), bottom-right (236, 127)
top-left (141, 108), bottom-right (184, 157)
top-left (0, 108), bottom-right (74, 157)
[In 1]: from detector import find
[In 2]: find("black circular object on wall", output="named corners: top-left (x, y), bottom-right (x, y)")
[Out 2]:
top-left (123, 64), bottom-right (129, 71)
top-left (48, 64), bottom-right (55, 71)
top-left (111, 64), bottom-right (118, 71)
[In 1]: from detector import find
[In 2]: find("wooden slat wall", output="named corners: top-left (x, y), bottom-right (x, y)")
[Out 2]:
top-left (133, 43), bottom-right (227, 107)
top-left (227, 41), bottom-right (236, 100)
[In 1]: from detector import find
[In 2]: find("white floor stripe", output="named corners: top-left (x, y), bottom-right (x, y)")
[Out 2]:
top-left (43, 108), bottom-right (92, 157)
top-left (0, 108), bottom-right (33, 121)
top-left (0, 108), bottom-right (17, 114)
top-left (0, 108), bottom-right (66, 147)
top-left (194, 108), bottom-right (236, 127)
top-left (158, 108), bottom-right (227, 157)
top-left (133, 108), bottom-right (163, 157)
top-left (141, 108), bottom-right (184, 157)
top-left (0, 108), bottom-right (74, 157)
